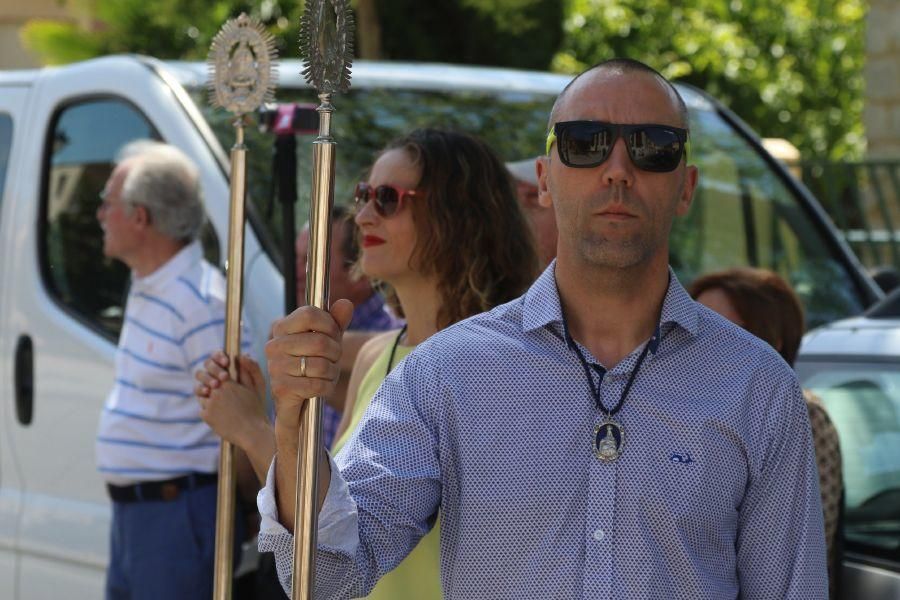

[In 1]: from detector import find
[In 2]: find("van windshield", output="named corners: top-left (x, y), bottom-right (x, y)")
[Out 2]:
top-left (188, 83), bottom-right (867, 328)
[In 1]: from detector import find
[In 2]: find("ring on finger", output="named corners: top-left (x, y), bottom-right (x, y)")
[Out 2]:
top-left (299, 356), bottom-right (307, 377)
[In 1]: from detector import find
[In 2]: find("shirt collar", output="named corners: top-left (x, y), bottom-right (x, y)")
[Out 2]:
top-left (522, 260), bottom-right (700, 345)
top-left (130, 241), bottom-right (203, 293)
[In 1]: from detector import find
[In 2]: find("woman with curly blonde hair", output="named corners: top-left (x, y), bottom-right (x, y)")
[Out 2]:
top-left (196, 127), bottom-right (538, 599)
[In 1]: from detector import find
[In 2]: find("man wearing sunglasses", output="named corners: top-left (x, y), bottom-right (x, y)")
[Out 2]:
top-left (259, 59), bottom-right (826, 599)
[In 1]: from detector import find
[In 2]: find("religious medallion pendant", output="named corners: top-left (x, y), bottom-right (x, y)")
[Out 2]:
top-left (593, 418), bottom-right (624, 462)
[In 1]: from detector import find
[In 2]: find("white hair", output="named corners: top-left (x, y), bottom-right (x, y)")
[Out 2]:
top-left (117, 140), bottom-right (205, 242)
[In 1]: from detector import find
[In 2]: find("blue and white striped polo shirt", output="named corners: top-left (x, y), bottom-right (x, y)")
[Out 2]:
top-left (96, 241), bottom-right (250, 485)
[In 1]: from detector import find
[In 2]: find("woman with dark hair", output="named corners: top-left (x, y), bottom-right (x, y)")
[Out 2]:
top-left (197, 128), bottom-right (538, 599)
top-left (689, 268), bottom-right (804, 365)
top-left (689, 267), bottom-right (843, 598)
top-left (334, 128), bottom-right (538, 444)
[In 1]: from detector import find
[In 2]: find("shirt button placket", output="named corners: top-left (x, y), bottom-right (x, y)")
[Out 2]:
top-left (585, 382), bottom-right (616, 600)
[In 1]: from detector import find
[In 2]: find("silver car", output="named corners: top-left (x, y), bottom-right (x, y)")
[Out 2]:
top-left (798, 295), bottom-right (900, 599)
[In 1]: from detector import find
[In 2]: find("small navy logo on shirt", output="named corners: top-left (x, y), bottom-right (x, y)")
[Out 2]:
top-left (670, 452), bottom-right (695, 465)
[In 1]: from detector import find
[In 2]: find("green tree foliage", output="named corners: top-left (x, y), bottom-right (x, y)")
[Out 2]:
top-left (22, 1), bottom-right (305, 63)
top-left (554, 0), bottom-right (867, 160)
top-left (375, 0), bottom-right (563, 69)
top-left (22, 0), bottom-right (866, 159)
top-left (22, 0), bottom-right (563, 70)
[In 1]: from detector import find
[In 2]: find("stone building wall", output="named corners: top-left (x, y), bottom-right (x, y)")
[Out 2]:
top-left (865, 0), bottom-right (900, 159)
top-left (0, 0), bottom-right (77, 69)
top-left (854, 1), bottom-right (900, 268)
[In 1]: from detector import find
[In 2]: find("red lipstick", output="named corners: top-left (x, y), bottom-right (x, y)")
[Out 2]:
top-left (362, 235), bottom-right (386, 247)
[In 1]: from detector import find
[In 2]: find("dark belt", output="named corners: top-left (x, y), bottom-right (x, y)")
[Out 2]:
top-left (107, 472), bottom-right (218, 503)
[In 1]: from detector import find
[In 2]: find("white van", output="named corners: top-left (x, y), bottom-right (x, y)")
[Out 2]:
top-left (0, 55), bottom-right (882, 599)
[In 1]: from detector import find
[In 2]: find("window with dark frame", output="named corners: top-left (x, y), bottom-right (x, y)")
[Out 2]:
top-left (798, 361), bottom-right (900, 562)
top-left (40, 98), bottom-right (219, 342)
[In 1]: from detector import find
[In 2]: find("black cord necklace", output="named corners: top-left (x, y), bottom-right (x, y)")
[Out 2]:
top-left (384, 324), bottom-right (408, 379)
top-left (561, 316), bottom-right (657, 462)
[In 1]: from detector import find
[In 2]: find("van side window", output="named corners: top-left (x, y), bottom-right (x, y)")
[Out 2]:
top-left (0, 113), bottom-right (12, 210)
top-left (40, 99), bottom-right (220, 342)
top-left (40, 99), bottom-right (160, 341)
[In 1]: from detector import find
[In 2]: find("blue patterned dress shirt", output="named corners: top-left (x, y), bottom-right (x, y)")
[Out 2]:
top-left (258, 263), bottom-right (827, 599)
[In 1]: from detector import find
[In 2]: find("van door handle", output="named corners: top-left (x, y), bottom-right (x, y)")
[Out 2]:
top-left (14, 335), bottom-right (33, 425)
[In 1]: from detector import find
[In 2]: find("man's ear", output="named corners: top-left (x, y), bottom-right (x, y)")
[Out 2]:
top-left (536, 156), bottom-right (553, 209)
top-left (133, 204), bottom-right (151, 228)
top-left (675, 165), bottom-right (699, 217)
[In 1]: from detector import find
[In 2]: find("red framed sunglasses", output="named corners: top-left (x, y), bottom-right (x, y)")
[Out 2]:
top-left (353, 182), bottom-right (419, 217)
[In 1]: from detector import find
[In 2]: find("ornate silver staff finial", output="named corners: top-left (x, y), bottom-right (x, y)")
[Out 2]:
top-left (292, 2), bottom-right (354, 599)
top-left (208, 12), bottom-right (278, 116)
top-left (299, 0), bottom-right (354, 95)
top-left (206, 12), bottom-right (278, 600)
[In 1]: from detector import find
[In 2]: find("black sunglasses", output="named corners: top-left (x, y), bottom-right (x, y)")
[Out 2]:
top-left (353, 182), bottom-right (419, 218)
top-left (547, 120), bottom-right (689, 172)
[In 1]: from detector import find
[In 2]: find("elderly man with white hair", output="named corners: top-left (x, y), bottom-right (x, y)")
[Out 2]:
top-left (94, 140), bottom-right (248, 600)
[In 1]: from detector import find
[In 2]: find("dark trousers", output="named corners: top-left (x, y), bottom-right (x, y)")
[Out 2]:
top-left (105, 483), bottom-right (244, 600)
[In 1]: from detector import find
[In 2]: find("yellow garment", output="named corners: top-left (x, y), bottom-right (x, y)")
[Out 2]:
top-left (334, 341), bottom-right (441, 600)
